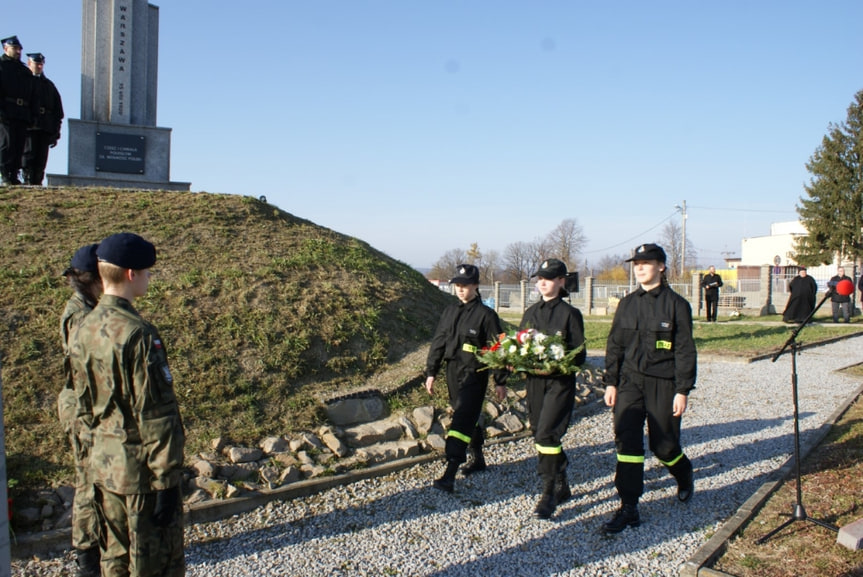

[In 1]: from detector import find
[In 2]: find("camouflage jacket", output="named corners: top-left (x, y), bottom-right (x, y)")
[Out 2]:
top-left (69, 295), bottom-right (185, 494)
top-left (58, 292), bottom-right (95, 435)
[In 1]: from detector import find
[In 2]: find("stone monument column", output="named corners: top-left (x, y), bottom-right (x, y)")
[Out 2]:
top-left (47, 0), bottom-right (190, 191)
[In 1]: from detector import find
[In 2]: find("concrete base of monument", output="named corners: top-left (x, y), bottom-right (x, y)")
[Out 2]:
top-left (46, 173), bottom-right (191, 191)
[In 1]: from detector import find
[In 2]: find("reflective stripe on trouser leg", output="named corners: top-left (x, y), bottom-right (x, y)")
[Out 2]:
top-left (615, 454), bottom-right (644, 505)
top-left (663, 453), bottom-right (692, 484)
top-left (444, 432), bottom-right (470, 464)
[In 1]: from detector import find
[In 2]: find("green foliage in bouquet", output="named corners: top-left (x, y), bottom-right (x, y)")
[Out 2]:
top-left (476, 328), bottom-right (585, 376)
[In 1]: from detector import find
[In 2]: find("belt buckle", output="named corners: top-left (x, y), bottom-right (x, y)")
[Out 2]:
top-left (16, 98), bottom-right (23, 106)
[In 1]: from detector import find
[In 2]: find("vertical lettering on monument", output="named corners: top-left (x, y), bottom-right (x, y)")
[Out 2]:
top-left (111, 0), bottom-right (133, 124)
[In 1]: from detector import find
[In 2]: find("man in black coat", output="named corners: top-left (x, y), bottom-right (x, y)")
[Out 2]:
top-left (700, 265), bottom-right (723, 322)
top-left (0, 36), bottom-right (33, 185)
top-left (782, 267), bottom-right (818, 323)
top-left (827, 266), bottom-right (853, 323)
top-left (23, 52), bottom-right (63, 185)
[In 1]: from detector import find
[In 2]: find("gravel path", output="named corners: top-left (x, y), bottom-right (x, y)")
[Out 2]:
top-left (14, 336), bottom-right (863, 577)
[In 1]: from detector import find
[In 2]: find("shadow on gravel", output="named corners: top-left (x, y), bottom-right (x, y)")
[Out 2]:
top-left (185, 399), bottom-right (820, 576)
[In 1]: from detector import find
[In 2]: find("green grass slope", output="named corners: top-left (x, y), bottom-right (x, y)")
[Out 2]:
top-left (0, 186), bottom-right (452, 488)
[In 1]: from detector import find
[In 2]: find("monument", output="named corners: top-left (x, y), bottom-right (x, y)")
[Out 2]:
top-left (47, 0), bottom-right (190, 190)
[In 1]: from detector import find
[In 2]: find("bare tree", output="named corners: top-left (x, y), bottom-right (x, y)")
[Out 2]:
top-left (502, 241), bottom-right (534, 282)
top-left (480, 249), bottom-right (501, 285)
top-left (593, 253), bottom-right (630, 281)
top-left (428, 247), bottom-right (467, 281)
top-left (659, 221), bottom-right (696, 281)
top-left (545, 219), bottom-right (587, 270)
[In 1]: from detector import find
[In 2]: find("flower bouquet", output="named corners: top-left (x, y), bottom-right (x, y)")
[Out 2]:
top-left (476, 329), bottom-right (585, 376)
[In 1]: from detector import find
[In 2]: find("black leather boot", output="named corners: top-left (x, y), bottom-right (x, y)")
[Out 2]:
top-left (602, 503), bottom-right (640, 534)
top-left (668, 455), bottom-right (694, 503)
top-left (554, 473), bottom-right (572, 504)
top-left (461, 446), bottom-right (486, 475)
top-left (76, 546), bottom-right (101, 577)
top-left (533, 480), bottom-right (557, 519)
top-left (433, 460), bottom-right (460, 493)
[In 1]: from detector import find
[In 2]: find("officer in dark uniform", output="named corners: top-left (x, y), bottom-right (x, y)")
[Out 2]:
top-left (0, 36), bottom-right (33, 185)
top-left (700, 265), bottom-right (723, 322)
top-left (602, 243), bottom-right (697, 534)
top-left (426, 264), bottom-right (507, 493)
top-left (23, 52), bottom-right (63, 185)
top-left (519, 258), bottom-right (586, 519)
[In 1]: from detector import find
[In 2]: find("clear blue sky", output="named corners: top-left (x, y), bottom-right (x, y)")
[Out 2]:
top-left (7, 1), bottom-right (863, 269)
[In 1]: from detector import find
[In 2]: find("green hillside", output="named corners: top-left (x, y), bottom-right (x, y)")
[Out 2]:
top-left (0, 186), bottom-right (452, 488)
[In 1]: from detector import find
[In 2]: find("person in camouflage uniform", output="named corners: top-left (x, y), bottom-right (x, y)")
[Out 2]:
top-left (69, 233), bottom-right (185, 577)
top-left (58, 243), bottom-right (102, 577)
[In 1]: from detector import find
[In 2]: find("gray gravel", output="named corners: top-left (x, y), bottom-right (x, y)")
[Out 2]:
top-left (13, 336), bottom-right (863, 577)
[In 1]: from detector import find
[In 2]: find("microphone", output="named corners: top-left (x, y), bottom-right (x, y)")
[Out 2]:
top-left (836, 278), bottom-right (854, 296)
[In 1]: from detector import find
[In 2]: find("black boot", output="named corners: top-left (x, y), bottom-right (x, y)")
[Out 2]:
top-left (602, 503), bottom-right (640, 534)
top-left (433, 460), bottom-right (460, 493)
top-left (461, 446), bottom-right (486, 475)
top-left (76, 546), bottom-right (101, 577)
top-left (554, 473), bottom-right (572, 504)
top-left (668, 455), bottom-right (694, 503)
top-left (533, 480), bottom-right (557, 519)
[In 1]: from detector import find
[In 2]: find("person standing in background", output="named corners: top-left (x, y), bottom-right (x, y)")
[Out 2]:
top-left (700, 266), bottom-right (723, 322)
top-left (23, 52), bottom-right (63, 185)
top-left (0, 35), bottom-right (33, 185)
top-left (828, 266), bottom-right (853, 323)
top-left (783, 267), bottom-right (818, 323)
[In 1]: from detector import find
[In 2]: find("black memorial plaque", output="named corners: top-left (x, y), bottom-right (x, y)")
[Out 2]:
top-left (95, 132), bottom-right (146, 174)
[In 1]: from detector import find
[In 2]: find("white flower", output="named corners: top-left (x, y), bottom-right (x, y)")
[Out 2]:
top-left (534, 332), bottom-right (548, 344)
top-left (534, 344), bottom-right (546, 358)
top-left (508, 345), bottom-right (518, 354)
top-left (549, 343), bottom-right (565, 360)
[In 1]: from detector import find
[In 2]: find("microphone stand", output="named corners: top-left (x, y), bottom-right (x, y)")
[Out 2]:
top-left (757, 288), bottom-right (839, 544)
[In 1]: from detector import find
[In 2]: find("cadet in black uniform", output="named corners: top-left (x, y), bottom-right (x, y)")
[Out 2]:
top-left (0, 36), bottom-right (33, 185)
top-left (602, 244), bottom-right (697, 534)
top-left (23, 52), bottom-right (63, 185)
top-left (426, 264), bottom-right (507, 493)
top-left (519, 258), bottom-right (586, 519)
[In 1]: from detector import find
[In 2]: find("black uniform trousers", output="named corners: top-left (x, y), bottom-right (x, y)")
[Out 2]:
top-left (0, 119), bottom-right (27, 183)
top-left (526, 374), bottom-right (574, 484)
top-left (705, 293), bottom-right (719, 322)
top-left (443, 361), bottom-right (486, 463)
top-left (23, 131), bottom-right (53, 185)
top-left (612, 374), bottom-right (690, 505)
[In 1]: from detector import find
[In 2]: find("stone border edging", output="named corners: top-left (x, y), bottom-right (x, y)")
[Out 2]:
top-left (10, 431), bottom-right (535, 559)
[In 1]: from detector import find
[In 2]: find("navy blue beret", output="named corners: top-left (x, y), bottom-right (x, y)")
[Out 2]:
top-left (96, 233), bottom-right (157, 270)
top-left (1, 36), bottom-right (22, 48)
top-left (27, 52), bottom-right (45, 63)
top-left (63, 243), bottom-right (99, 275)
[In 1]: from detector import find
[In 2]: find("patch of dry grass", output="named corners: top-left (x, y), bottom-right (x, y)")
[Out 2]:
top-left (711, 364), bottom-right (863, 576)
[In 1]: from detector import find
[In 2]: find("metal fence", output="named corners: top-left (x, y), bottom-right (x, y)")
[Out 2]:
top-left (438, 267), bottom-right (856, 316)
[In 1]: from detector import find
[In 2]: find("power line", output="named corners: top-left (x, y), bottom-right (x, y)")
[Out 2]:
top-left (687, 205), bottom-right (797, 214)
top-left (584, 211), bottom-right (679, 254)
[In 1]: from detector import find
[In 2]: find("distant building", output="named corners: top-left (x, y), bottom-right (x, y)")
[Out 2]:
top-left (740, 221), bottom-right (807, 267)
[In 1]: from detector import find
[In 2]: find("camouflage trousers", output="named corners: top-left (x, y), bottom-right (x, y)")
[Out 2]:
top-left (95, 487), bottom-right (185, 577)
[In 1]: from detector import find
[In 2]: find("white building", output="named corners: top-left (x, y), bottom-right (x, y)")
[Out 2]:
top-left (740, 221), bottom-right (807, 267)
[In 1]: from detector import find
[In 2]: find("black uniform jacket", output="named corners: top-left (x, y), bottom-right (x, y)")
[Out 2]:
top-left (700, 273), bottom-right (723, 297)
top-left (426, 296), bottom-right (507, 386)
top-left (29, 74), bottom-right (63, 138)
top-left (519, 296), bottom-right (587, 370)
top-left (604, 284), bottom-right (697, 395)
top-left (0, 55), bottom-right (33, 123)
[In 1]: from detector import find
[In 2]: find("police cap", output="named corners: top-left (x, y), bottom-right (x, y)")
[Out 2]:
top-left (96, 232), bottom-right (157, 270)
top-left (27, 52), bottom-right (45, 63)
top-left (531, 258), bottom-right (567, 279)
top-left (626, 243), bottom-right (667, 263)
top-left (63, 243), bottom-right (99, 276)
top-left (450, 264), bottom-right (479, 285)
top-left (1, 36), bottom-right (22, 48)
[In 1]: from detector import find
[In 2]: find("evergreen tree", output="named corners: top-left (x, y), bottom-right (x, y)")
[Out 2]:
top-left (795, 89), bottom-right (863, 266)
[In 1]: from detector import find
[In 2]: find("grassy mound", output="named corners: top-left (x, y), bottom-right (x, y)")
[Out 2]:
top-left (0, 186), bottom-right (452, 488)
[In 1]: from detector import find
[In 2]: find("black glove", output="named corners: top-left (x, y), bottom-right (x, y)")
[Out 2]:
top-left (152, 486), bottom-right (180, 527)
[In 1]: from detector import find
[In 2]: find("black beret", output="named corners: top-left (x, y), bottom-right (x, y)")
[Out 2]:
top-left (96, 233), bottom-right (157, 270)
top-left (63, 243), bottom-right (99, 275)
top-left (450, 264), bottom-right (479, 285)
top-left (532, 258), bottom-right (567, 279)
top-left (626, 243), bottom-right (667, 263)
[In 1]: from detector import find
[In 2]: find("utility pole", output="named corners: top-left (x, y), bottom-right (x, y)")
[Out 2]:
top-left (675, 200), bottom-right (688, 279)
